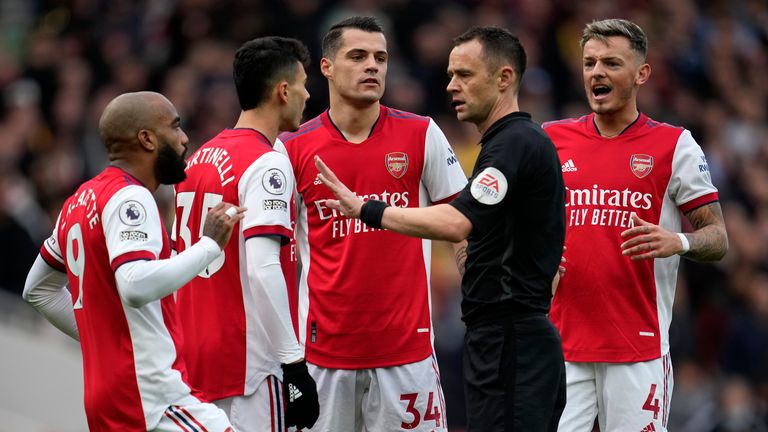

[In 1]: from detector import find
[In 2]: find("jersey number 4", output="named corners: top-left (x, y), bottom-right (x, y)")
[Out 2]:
top-left (642, 383), bottom-right (660, 420)
top-left (175, 191), bottom-right (226, 278)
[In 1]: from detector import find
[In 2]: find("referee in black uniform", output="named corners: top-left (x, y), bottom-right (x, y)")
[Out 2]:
top-left (314, 26), bottom-right (566, 432)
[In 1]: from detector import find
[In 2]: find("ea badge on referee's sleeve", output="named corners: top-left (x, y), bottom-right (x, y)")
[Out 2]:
top-left (470, 167), bottom-right (507, 205)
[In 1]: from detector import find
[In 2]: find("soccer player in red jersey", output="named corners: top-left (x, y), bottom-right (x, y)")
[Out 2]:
top-left (542, 19), bottom-right (728, 431)
top-left (277, 17), bottom-right (467, 431)
top-left (23, 91), bottom-right (241, 431)
top-left (314, 26), bottom-right (567, 432)
top-left (172, 37), bottom-right (319, 431)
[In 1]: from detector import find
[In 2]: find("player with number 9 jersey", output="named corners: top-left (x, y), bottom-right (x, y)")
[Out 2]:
top-left (26, 92), bottom-right (237, 431)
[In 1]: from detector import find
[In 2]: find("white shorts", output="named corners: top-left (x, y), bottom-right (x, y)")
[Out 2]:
top-left (214, 375), bottom-right (290, 432)
top-left (558, 353), bottom-right (673, 432)
top-left (153, 402), bottom-right (233, 432)
top-left (305, 355), bottom-right (447, 432)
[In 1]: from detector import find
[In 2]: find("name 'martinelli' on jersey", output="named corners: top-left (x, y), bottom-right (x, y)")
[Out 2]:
top-left (314, 189), bottom-right (410, 238)
top-left (185, 146), bottom-right (236, 187)
top-left (566, 184), bottom-right (653, 228)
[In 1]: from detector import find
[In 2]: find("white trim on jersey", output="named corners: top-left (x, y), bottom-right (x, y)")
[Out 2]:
top-left (238, 151), bottom-right (294, 236)
top-left (103, 185), bottom-right (164, 263)
top-left (655, 130), bottom-right (718, 357)
top-left (422, 119), bottom-right (469, 203)
top-left (296, 193), bottom-right (311, 348)
top-left (100, 184), bottom-right (203, 428)
top-left (668, 130), bottom-right (718, 207)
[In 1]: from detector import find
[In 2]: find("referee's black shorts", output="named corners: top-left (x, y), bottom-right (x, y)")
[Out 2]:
top-left (463, 314), bottom-right (566, 432)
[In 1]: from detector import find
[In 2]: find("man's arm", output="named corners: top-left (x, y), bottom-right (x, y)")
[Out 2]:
top-left (23, 255), bottom-right (79, 340)
top-left (681, 202), bottom-right (728, 261)
top-left (314, 155), bottom-right (473, 242)
top-left (620, 202), bottom-right (727, 262)
top-left (115, 203), bottom-right (244, 308)
top-left (453, 241), bottom-right (468, 276)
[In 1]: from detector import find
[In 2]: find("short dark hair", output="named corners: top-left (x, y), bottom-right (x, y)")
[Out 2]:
top-left (233, 36), bottom-right (310, 110)
top-left (453, 26), bottom-right (527, 92)
top-left (322, 16), bottom-right (383, 60)
top-left (580, 19), bottom-right (647, 61)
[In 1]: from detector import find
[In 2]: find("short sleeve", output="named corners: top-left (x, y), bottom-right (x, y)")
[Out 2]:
top-left (450, 133), bottom-right (525, 232)
top-left (422, 119), bottom-right (468, 204)
top-left (40, 211), bottom-right (66, 272)
top-left (669, 130), bottom-right (719, 213)
top-left (238, 151), bottom-right (294, 241)
top-left (102, 185), bottom-right (165, 270)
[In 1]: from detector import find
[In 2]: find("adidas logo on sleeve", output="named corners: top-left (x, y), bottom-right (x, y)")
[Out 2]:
top-left (561, 159), bottom-right (578, 172)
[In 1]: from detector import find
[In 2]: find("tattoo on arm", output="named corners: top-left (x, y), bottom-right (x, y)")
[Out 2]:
top-left (454, 244), bottom-right (468, 277)
top-left (683, 202), bottom-right (728, 262)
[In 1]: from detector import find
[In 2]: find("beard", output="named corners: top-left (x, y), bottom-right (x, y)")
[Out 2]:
top-left (155, 142), bottom-right (187, 185)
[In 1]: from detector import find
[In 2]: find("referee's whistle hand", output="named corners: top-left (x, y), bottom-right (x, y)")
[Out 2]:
top-left (314, 155), bottom-right (364, 218)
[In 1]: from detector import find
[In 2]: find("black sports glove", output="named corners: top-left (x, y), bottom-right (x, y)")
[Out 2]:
top-left (281, 360), bottom-right (320, 429)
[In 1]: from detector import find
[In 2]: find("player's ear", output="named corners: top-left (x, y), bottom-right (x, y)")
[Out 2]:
top-left (277, 81), bottom-right (290, 103)
top-left (320, 57), bottom-right (332, 79)
top-left (497, 65), bottom-right (515, 92)
top-left (137, 129), bottom-right (156, 152)
top-left (636, 63), bottom-right (651, 86)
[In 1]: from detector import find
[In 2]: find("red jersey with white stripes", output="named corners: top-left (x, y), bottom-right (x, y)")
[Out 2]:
top-left (543, 113), bottom-right (719, 362)
top-left (39, 166), bottom-right (200, 431)
top-left (279, 106), bottom-right (467, 368)
top-left (173, 129), bottom-right (296, 400)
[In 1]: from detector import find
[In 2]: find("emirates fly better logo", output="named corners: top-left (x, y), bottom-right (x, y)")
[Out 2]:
top-left (385, 152), bottom-right (408, 179)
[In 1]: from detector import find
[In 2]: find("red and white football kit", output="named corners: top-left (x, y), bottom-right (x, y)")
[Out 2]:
top-left (279, 106), bottom-right (467, 431)
top-left (544, 113), bottom-right (719, 431)
top-left (36, 166), bottom-right (230, 431)
top-left (173, 129), bottom-right (302, 430)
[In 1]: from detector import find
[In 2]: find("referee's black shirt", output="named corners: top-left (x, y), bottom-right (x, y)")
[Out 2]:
top-left (450, 112), bottom-right (565, 325)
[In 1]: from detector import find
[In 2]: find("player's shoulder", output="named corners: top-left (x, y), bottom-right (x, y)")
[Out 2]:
top-left (641, 115), bottom-right (685, 132)
top-left (91, 167), bottom-right (147, 200)
top-left (278, 114), bottom-right (325, 144)
top-left (384, 106), bottom-right (430, 123)
top-left (541, 115), bottom-right (589, 131)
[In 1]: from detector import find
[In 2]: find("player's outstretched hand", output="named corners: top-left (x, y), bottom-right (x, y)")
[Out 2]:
top-left (202, 203), bottom-right (246, 250)
top-left (314, 155), bottom-right (364, 218)
top-left (281, 360), bottom-right (320, 429)
top-left (620, 214), bottom-right (684, 261)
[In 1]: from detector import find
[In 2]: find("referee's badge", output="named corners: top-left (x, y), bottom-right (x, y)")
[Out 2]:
top-left (385, 152), bottom-right (408, 179)
top-left (471, 167), bottom-right (507, 205)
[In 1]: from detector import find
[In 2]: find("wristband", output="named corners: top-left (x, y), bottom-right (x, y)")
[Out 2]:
top-left (359, 200), bottom-right (388, 229)
top-left (677, 233), bottom-right (690, 255)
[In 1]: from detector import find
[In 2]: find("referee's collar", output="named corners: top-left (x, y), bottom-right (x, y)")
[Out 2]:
top-left (480, 111), bottom-right (531, 144)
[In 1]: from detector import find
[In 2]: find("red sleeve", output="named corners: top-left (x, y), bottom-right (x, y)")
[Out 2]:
top-left (40, 244), bottom-right (66, 272)
top-left (111, 250), bottom-right (157, 271)
top-left (679, 192), bottom-right (719, 214)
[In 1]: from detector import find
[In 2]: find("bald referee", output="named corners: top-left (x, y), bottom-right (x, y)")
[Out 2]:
top-left (314, 26), bottom-right (566, 432)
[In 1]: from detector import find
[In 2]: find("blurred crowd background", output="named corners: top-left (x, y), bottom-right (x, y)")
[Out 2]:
top-left (1, 0), bottom-right (767, 430)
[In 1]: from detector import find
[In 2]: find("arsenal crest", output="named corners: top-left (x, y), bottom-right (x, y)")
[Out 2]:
top-left (385, 152), bottom-right (409, 179)
top-left (630, 154), bottom-right (654, 178)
